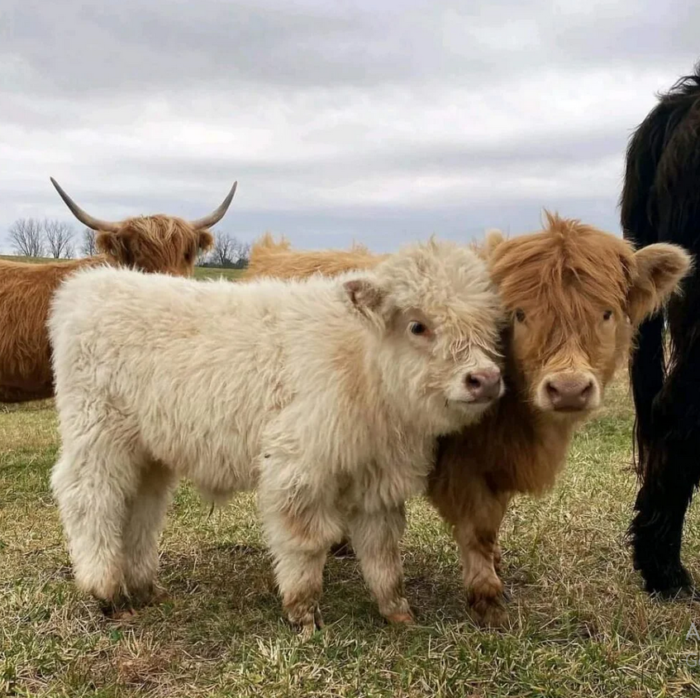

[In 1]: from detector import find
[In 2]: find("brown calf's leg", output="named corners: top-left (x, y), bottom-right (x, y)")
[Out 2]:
top-left (429, 473), bottom-right (510, 627)
top-left (493, 541), bottom-right (503, 575)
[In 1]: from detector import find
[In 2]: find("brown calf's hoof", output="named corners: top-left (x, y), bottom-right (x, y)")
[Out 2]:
top-left (469, 595), bottom-right (508, 628)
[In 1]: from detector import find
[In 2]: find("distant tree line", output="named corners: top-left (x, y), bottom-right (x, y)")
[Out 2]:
top-left (197, 232), bottom-right (251, 269)
top-left (8, 218), bottom-right (78, 259)
top-left (6, 218), bottom-right (249, 268)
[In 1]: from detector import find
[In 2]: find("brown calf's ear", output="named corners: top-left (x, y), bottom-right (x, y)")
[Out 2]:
top-left (479, 229), bottom-right (506, 266)
top-left (198, 230), bottom-right (214, 251)
top-left (627, 243), bottom-right (693, 325)
top-left (95, 228), bottom-right (137, 267)
top-left (343, 278), bottom-right (389, 329)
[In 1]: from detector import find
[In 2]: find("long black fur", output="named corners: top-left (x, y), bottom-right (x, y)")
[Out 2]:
top-left (622, 63), bottom-right (700, 596)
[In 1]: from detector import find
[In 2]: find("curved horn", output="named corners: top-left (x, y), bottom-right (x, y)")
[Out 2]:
top-left (190, 181), bottom-right (238, 230)
top-left (50, 177), bottom-right (120, 232)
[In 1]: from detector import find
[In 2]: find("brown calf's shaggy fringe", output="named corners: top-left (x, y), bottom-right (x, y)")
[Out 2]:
top-left (244, 214), bottom-right (689, 625)
top-left (0, 179), bottom-right (237, 403)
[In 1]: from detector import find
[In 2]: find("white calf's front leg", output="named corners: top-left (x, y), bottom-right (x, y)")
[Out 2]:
top-left (122, 460), bottom-right (176, 604)
top-left (51, 444), bottom-right (140, 603)
top-left (348, 506), bottom-right (413, 624)
top-left (259, 468), bottom-right (344, 634)
top-left (271, 544), bottom-right (328, 635)
top-left (263, 505), bottom-right (344, 633)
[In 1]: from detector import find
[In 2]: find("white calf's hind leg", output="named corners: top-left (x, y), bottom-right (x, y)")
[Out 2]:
top-left (51, 445), bottom-right (141, 603)
top-left (348, 506), bottom-right (413, 624)
top-left (122, 460), bottom-right (176, 604)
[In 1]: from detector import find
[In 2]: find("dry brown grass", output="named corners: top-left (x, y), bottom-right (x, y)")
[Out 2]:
top-left (2, 377), bottom-right (700, 696)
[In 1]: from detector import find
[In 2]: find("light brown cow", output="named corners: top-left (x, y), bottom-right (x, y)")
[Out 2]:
top-left (243, 232), bottom-right (389, 281)
top-left (243, 213), bottom-right (691, 625)
top-left (0, 179), bottom-right (237, 403)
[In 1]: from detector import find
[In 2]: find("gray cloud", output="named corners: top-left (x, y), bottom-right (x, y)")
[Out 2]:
top-left (1, 0), bottom-right (699, 252)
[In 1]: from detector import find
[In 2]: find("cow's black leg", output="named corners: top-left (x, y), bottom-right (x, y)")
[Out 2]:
top-left (630, 332), bottom-right (700, 597)
top-left (630, 478), bottom-right (695, 596)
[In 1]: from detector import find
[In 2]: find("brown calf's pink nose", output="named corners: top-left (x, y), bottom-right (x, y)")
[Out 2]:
top-left (465, 368), bottom-right (502, 402)
top-left (546, 376), bottom-right (594, 411)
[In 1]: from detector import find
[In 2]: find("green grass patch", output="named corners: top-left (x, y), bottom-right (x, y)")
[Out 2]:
top-left (2, 378), bottom-right (700, 696)
top-left (0, 255), bottom-right (242, 280)
top-left (194, 267), bottom-right (244, 281)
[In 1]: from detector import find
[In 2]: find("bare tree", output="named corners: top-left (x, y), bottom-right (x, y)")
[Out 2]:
top-left (209, 232), bottom-right (250, 268)
top-left (8, 218), bottom-right (45, 257)
top-left (64, 243), bottom-right (75, 260)
top-left (44, 219), bottom-right (75, 259)
top-left (81, 227), bottom-right (97, 257)
top-left (211, 232), bottom-right (236, 267)
top-left (234, 241), bottom-right (251, 269)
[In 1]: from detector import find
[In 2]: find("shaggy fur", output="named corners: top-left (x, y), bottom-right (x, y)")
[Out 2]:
top-left (243, 232), bottom-right (390, 281)
top-left (0, 217), bottom-right (213, 403)
top-left (621, 64), bottom-right (700, 596)
top-left (49, 239), bottom-right (505, 632)
top-left (245, 215), bottom-right (690, 625)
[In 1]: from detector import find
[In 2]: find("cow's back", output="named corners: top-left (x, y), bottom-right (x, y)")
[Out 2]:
top-left (49, 267), bottom-right (362, 497)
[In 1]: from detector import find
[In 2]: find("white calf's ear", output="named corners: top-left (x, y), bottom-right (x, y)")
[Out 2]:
top-left (343, 278), bottom-right (388, 328)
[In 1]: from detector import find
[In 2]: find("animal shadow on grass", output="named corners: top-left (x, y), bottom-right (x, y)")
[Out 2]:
top-left (158, 543), bottom-right (277, 611)
top-left (154, 543), bottom-right (412, 633)
top-left (328, 545), bottom-right (491, 627)
top-left (157, 543), bottom-right (421, 631)
top-left (98, 541), bottom-right (500, 634)
top-left (329, 541), bottom-right (522, 627)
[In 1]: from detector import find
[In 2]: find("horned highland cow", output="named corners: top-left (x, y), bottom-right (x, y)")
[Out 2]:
top-left (0, 178), bottom-right (237, 403)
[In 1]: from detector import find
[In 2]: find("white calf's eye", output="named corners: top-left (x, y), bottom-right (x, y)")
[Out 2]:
top-left (409, 321), bottom-right (427, 336)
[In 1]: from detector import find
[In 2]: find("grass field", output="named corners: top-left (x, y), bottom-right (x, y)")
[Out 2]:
top-left (193, 266), bottom-right (243, 281)
top-left (2, 378), bottom-right (700, 697)
top-left (0, 255), bottom-right (243, 281)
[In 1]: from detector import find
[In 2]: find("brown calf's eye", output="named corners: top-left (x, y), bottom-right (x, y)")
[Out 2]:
top-left (515, 308), bottom-right (526, 323)
top-left (409, 321), bottom-right (427, 336)
top-left (603, 310), bottom-right (613, 321)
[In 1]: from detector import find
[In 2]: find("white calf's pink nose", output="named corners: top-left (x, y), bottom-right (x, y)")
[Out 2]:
top-left (545, 375), bottom-right (594, 411)
top-left (465, 368), bottom-right (502, 402)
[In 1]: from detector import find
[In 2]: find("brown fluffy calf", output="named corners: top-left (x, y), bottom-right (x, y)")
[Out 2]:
top-left (244, 214), bottom-right (690, 625)
top-left (0, 179), bottom-right (237, 403)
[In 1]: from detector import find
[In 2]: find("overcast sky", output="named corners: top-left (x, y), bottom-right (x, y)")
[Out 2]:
top-left (1, 0), bottom-right (699, 253)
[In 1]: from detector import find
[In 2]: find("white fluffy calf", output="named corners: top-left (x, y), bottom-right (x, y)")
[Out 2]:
top-left (49, 239), bottom-right (504, 631)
